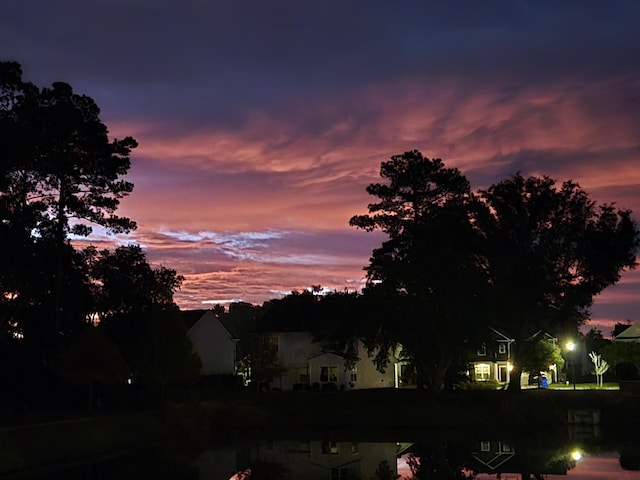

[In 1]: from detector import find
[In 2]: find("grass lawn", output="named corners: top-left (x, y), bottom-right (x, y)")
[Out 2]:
top-left (548, 382), bottom-right (620, 390)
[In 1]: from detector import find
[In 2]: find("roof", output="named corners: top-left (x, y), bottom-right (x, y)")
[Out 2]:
top-left (614, 323), bottom-right (640, 342)
top-left (183, 309), bottom-right (240, 339)
top-left (489, 327), bottom-right (515, 342)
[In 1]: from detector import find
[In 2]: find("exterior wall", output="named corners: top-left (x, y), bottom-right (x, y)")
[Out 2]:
top-left (309, 352), bottom-right (349, 388)
top-left (270, 334), bottom-right (397, 391)
top-left (187, 311), bottom-right (236, 375)
top-left (270, 331), bottom-right (322, 390)
top-left (350, 341), bottom-right (398, 389)
top-left (247, 440), bottom-right (401, 480)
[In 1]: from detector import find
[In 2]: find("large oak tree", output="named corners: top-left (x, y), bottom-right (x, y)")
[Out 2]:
top-left (479, 173), bottom-right (639, 390)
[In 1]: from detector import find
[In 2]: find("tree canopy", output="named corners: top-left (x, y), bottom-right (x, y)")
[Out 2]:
top-left (0, 61), bottom-right (138, 348)
top-left (350, 150), bottom-right (491, 390)
top-left (351, 150), bottom-right (639, 392)
top-left (0, 62), bottom-right (194, 408)
top-left (478, 173), bottom-right (639, 390)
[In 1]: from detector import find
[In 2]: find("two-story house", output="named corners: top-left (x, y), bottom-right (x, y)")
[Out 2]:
top-left (468, 327), bottom-right (515, 384)
top-left (265, 330), bottom-right (401, 391)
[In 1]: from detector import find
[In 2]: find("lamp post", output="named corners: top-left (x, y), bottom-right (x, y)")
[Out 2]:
top-left (566, 341), bottom-right (576, 390)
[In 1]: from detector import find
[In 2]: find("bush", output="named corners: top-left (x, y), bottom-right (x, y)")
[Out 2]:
top-left (459, 379), bottom-right (502, 391)
top-left (616, 362), bottom-right (638, 380)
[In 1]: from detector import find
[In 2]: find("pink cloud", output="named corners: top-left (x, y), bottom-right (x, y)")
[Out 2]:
top-left (99, 73), bottom-right (639, 313)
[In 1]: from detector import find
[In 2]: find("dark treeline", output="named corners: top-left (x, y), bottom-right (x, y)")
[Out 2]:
top-left (1, 61), bottom-right (639, 413)
top-left (0, 62), bottom-right (199, 412)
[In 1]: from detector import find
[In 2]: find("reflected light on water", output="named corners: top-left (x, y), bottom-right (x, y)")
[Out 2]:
top-left (229, 469), bottom-right (251, 480)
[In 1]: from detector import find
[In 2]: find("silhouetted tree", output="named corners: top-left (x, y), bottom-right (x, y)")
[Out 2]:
top-left (350, 151), bottom-right (490, 391)
top-left (603, 341), bottom-right (640, 375)
top-left (373, 460), bottom-right (400, 480)
top-left (0, 61), bottom-right (137, 346)
top-left (478, 173), bottom-right (639, 391)
top-left (87, 244), bottom-right (182, 318)
top-left (87, 244), bottom-right (196, 400)
top-left (583, 327), bottom-right (610, 353)
top-left (240, 333), bottom-right (286, 391)
top-left (54, 325), bottom-right (128, 411)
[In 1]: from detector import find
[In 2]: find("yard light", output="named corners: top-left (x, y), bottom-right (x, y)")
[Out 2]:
top-left (571, 449), bottom-right (582, 461)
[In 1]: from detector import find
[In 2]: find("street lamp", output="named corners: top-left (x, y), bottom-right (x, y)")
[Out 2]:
top-left (566, 341), bottom-right (576, 390)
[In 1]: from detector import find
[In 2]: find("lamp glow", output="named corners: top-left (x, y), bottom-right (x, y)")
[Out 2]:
top-left (571, 450), bottom-right (582, 461)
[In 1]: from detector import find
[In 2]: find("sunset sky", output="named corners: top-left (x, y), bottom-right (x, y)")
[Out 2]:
top-left (1, 1), bottom-right (639, 334)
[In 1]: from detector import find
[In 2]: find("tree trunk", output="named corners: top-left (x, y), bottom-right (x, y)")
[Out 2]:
top-left (507, 364), bottom-right (523, 392)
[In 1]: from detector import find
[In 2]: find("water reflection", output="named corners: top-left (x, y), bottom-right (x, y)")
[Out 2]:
top-left (19, 426), bottom-right (640, 479)
top-left (213, 429), bottom-right (640, 480)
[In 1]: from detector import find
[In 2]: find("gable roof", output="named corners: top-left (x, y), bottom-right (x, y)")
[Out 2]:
top-left (489, 327), bottom-right (515, 342)
top-left (185, 310), bottom-right (239, 340)
top-left (614, 323), bottom-right (640, 342)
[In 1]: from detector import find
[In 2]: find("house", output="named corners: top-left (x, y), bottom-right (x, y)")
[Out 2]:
top-left (468, 439), bottom-right (570, 476)
top-left (613, 323), bottom-right (640, 342)
top-left (468, 328), bottom-right (560, 387)
top-left (186, 310), bottom-right (239, 376)
top-left (236, 439), bottom-right (404, 480)
top-left (264, 330), bottom-right (401, 391)
top-left (468, 327), bottom-right (515, 384)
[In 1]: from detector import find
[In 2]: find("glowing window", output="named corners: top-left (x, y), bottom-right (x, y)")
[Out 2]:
top-left (322, 441), bottom-right (339, 455)
top-left (475, 364), bottom-right (491, 381)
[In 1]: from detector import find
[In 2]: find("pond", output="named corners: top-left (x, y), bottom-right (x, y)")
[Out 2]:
top-left (22, 422), bottom-right (640, 479)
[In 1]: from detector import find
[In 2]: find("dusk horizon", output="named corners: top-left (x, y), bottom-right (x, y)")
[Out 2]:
top-left (2, 1), bottom-right (639, 336)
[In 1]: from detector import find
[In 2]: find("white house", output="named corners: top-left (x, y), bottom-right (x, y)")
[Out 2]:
top-left (186, 310), bottom-right (238, 376)
top-left (241, 439), bottom-right (405, 480)
top-left (266, 330), bottom-right (401, 391)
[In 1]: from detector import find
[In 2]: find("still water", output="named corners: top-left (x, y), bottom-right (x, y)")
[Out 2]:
top-left (24, 425), bottom-right (640, 479)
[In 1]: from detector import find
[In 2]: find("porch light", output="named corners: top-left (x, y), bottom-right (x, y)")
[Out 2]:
top-left (507, 363), bottom-right (513, 372)
top-left (571, 450), bottom-right (582, 461)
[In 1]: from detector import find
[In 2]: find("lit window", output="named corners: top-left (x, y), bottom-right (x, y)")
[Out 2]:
top-left (475, 364), bottom-right (490, 381)
top-left (350, 368), bottom-right (357, 382)
top-left (499, 442), bottom-right (513, 453)
top-left (498, 344), bottom-right (506, 354)
top-left (477, 344), bottom-right (487, 356)
top-left (320, 366), bottom-right (338, 382)
top-left (481, 441), bottom-right (491, 452)
top-left (322, 441), bottom-right (339, 455)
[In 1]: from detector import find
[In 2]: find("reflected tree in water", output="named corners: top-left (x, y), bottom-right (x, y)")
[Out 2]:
top-left (373, 459), bottom-right (400, 479)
